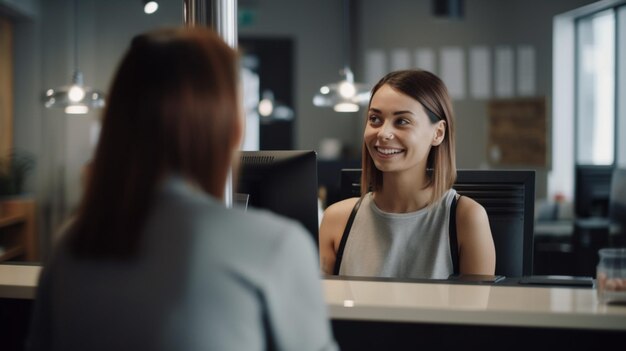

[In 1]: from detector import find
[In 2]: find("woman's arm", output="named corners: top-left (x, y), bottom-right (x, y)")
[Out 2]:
top-left (267, 224), bottom-right (338, 351)
top-left (318, 198), bottom-right (359, 275)
top-left (455, 196), bottom-right (496, 275)
top-left (26, 265), bottom-right (53, 351)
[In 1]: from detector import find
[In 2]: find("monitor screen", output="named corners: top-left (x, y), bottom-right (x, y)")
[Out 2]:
top-left (318, 159), bottom-right (361, 207)
top-left (340, 168), bottom-right (363, 200)
top-left (237, 150), bottom-right (319, 246)
top-left (575, 165), bottom-right (613, 218)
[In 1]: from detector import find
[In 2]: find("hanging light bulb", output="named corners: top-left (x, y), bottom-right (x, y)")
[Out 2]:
top-left (258, 90), bottom-right (274, 117)
top-left (43, 0), bottom-right (105, 115)
top-left (258, 89), bottom-right (294, 123)
top-left (68, 85), bottom-right (85, 102)
top-left (338, 81), bottom-right (356, 99)
top-left (312, 0), bottom-right (370, 113)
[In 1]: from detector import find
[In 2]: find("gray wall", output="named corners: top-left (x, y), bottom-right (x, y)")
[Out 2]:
top-left (2, 0), bottom-right (599, 258)
top-left (239, 0), bottom-right (360, 154)
top-left (3, 0), bottom-right (182, 257)
top-left (358, 0), bottom-right (596, 199)
top-left (239, 0), bottom-right (596, 200)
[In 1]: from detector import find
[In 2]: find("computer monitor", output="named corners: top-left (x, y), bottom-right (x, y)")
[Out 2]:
top-left (318, 159), bottom-right (361, 207)
top-left (575, 165), bottom-right (613, 218)
top-left (339, 168), bottom-right (536, 277)
top-left (339, 168), bottom-right (363, 200)
top-left (237, 150), bottom-right (319, 246)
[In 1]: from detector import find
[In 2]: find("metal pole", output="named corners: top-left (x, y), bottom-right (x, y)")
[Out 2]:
top-left (183, 0), bottom-right (237, 208)
top-left (183, 0), bottom-right (237, 45)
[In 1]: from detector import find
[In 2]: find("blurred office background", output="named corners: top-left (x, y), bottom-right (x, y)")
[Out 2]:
top-left (1, 0), bottom-right (625, 276)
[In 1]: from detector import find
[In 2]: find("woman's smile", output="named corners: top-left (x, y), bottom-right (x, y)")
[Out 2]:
top-left (373, 146), bottom-right (405, 159)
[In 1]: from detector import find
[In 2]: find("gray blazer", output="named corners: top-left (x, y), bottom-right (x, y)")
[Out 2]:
top-left (28, 176), bottom-right (337, 351)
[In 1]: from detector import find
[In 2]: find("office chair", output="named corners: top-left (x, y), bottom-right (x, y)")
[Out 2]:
top-left (339, 169), bottom-right (536, 277)
top-left (454, 170), bottom-right (535, 277)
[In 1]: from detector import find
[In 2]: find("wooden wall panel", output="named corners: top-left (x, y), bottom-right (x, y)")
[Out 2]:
top-left (487, 97), bottom-right (547, 167)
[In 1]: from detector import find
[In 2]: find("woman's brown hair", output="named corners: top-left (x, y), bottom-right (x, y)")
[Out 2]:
top-left (361, 69), bottom-right (457, 205)
top-left (66, 27), bottom-right (240, 258)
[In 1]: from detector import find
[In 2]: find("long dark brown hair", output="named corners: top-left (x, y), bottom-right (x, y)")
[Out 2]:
top-left (66, 27), bottom-right (240, 259)
top-left (361, 69), bottom-right (457, 205)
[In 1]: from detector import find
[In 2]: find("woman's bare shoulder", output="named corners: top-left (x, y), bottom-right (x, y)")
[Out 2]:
top-left (456, 195), bottom-right (488, 220)
top-left (323, 197), bottom-right (361, 222)
top-left (319, 197), bottom-right (362, 273)
top-left (455, 194), bottom-right (492, 242)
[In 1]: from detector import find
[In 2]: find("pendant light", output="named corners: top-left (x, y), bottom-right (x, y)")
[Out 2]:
top-left (258, 89), bottom-right (294, 123)
top-left (312, 0), bottom-right (369, 113)
top-left (43, 0), bottom-right (105, 115)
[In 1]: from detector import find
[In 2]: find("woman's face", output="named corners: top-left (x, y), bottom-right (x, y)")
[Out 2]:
top-left (364, 84), bottom-right (444, 175)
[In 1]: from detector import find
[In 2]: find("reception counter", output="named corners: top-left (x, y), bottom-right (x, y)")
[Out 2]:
top-left (324, 276), bottom-right (626, 349)
top-left (0, 264), bottom-right (40, 299)
top-left (323, 276), bottom-right (626, 331)
top-left (2, 265), bottom-right (626, 349)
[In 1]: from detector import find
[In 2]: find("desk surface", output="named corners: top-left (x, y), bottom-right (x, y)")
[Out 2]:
top-left (0, 264), bottom-right (40, 299)
top-left (2, 264), bottom-right (626, 331)
top-left (534, 220), bottom-right (574, 237)
top-left (323, 277), bottom-right (626, 331)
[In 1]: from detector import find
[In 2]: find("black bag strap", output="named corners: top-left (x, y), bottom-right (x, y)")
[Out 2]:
top-left (332, 196), bottom-right (364, 275)
top-left (449, 195), bottom-right (460, 275)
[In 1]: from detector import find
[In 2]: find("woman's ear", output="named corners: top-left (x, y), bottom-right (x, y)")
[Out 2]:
top-left (432, 120), bottom-right (446, 146)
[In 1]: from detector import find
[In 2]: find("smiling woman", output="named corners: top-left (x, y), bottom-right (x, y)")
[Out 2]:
top-left (319, 69), bottom-right (495, 279)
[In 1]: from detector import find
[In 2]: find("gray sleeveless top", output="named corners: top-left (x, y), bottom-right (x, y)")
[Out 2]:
top-left (337, 189), bottom-right (458, 279)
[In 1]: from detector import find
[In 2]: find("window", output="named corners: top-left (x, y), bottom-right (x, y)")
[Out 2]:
top-left (550, 1), bottom-right (626, 201)
top-left (576, 10), bottom-right (615, 166)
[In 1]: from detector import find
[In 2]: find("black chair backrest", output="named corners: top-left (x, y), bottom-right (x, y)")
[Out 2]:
top-left (339, 169), bottom-right (536, 277)
top-left (454, 170), bottom-right (535, 277)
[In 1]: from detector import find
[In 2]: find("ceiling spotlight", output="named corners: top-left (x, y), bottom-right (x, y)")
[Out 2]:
top-left (143, 1), bottom-right (159, 15)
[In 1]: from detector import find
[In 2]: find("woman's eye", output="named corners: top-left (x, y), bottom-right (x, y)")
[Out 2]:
top-left (396, 118), bottom-right (410, 126)
top-left (368, 115), bottom-right (381, 124)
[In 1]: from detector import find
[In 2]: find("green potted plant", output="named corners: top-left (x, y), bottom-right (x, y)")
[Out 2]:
top-left (0, 149), bottom-right (35, 197)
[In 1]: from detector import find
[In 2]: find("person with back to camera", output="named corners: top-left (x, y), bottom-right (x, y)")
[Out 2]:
top-left (27, 27), bottom-right (337, 351)
top-left (319, 69), bottom-right (495, 279)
